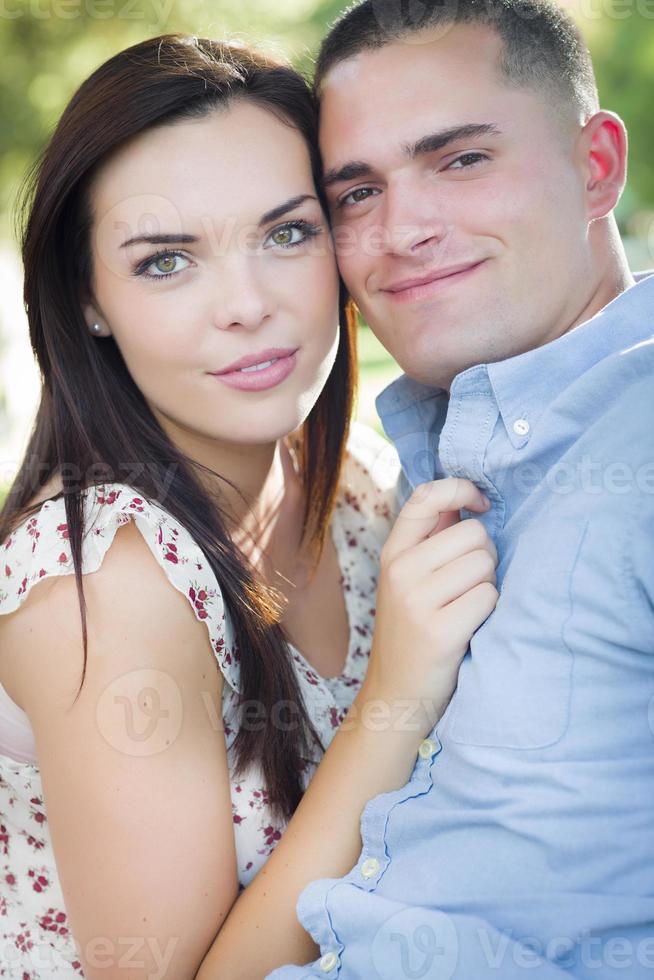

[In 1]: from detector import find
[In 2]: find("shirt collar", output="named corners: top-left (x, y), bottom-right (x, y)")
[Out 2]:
top-left (485, 271), bottom-right (654, 447)
top-left (377, 271), bottom-right (654, 452)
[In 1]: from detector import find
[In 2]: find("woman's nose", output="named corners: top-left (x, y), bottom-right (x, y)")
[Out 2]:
top-left (210, 258), bottom-right (277, 331)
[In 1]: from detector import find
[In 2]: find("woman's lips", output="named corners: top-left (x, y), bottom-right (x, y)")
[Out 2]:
top-left (210, 350), bottom-right (298, 392)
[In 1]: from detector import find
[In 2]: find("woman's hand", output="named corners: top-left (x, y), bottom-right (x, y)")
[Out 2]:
top-left (194, 478), bottom-right (500, 980)
top-left (365, 477), bottom-right (499, 733)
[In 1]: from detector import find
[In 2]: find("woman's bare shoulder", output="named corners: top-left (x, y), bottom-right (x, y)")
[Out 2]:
top-left (0, 517), bottom-right (224, 718)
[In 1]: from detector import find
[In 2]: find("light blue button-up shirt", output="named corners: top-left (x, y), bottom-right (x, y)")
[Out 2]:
top-left (269, 274), bottom-right (654, 979)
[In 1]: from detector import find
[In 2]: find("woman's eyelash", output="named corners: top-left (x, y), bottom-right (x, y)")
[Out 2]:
top-left (264, 219), bottom-right (322, 249)
top-left (133, 249), bottom-right (189, 281)
top-left (132, 221), bottom-right (322, 281)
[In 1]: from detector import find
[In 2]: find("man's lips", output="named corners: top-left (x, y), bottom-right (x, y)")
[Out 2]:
top-left (382, 260), bottom-right (487, 298)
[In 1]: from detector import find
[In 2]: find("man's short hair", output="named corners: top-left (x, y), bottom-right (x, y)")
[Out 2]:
top-left (315, 0), bottom-right (600, 120)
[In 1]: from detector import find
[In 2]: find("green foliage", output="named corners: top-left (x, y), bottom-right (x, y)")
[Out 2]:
top-left (590, 6), bottom-right (654, 215)
top-left (0, 0), bottom-right (652, 238)
top-left (0, 0), bottom-right (327, 237)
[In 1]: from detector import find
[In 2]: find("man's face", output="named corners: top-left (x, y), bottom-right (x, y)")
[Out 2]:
top-left (319, 23), bottom-right (592, 389)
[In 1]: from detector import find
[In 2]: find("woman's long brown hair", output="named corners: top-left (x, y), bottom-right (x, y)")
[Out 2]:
top-left (0, 34), bottom-right (357, 821)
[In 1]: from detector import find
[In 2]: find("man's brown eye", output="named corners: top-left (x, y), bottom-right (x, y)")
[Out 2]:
top-left (342, 187), bottom-right (378, 207)
top-left (448, 153), bottom-right (488, 169)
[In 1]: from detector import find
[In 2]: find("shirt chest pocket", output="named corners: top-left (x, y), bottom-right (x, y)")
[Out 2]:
top-left (445, 520), bottom-right (588, 750)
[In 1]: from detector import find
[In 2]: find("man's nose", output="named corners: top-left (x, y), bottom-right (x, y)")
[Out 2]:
top-left (380, 180), bottom-right (450, 258)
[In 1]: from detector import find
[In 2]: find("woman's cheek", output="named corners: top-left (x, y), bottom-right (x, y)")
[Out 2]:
top-left (303, 253), bottom-right (340, 325)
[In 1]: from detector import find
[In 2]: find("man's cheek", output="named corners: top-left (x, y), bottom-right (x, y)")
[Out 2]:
top-left (334, 250), bottom-right (364, 295)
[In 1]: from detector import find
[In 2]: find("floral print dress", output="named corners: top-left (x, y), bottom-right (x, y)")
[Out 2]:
top-left (0, 422), bottom-right (400, 978)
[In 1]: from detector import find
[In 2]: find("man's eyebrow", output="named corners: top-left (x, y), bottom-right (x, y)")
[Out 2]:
top-left (119, 194), bottom-right (318, 248)
top-left (407, 123), bottom-right (502, 158)
top-left (323, 162), bottom-right (375, 190)
top-left (322, 125), bottom-right (501, 191)
top-left (259, 194), bottom-right (318, 226)
top-left (120, 232), bottom-right (198, 249)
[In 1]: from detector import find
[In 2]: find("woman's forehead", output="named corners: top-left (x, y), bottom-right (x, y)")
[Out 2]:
top-left (90, 102), bottom-right (315, 237)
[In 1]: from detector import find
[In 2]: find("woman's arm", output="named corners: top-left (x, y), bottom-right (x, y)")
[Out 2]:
top-left (196, 478), bottom-right (498, 979)
top-left (6, 520), bottom-right (239, 980)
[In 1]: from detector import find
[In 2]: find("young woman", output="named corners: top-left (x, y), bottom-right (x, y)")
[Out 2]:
top-left (0, 35), bottom-right (498, 979)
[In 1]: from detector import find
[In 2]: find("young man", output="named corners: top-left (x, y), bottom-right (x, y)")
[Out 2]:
top-left (269, 1), bottom-right (654, 978)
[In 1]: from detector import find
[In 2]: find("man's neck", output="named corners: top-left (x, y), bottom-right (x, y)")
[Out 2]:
top-left (565, 250), bottom-right (635, 341)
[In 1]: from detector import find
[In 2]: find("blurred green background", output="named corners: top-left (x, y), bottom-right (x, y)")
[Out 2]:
top-left (0, 0), bottom-right (653, 505)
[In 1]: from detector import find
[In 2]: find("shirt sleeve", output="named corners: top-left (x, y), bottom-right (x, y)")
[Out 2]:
top-left (265, 910), bottom-right (581, 978)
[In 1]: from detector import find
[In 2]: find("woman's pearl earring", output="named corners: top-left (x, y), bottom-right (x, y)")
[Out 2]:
top-left (89, 322), bottom-right (106, 337)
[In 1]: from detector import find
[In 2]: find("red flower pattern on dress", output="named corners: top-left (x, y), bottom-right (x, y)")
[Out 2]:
top-left (0, 425), bottom-right (399, 971)
top-left (39, 908), bottom-right (69, 937)
top-left (27, 868), bottom-right (50, 893)
top-left (21, 832), bottom-right (45, 852)
top-left (260, 825), bottom-right (283, 852)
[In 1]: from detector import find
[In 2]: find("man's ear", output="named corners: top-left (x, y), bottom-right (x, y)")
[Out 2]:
top-left (578, 110), bottom-right (628, 222)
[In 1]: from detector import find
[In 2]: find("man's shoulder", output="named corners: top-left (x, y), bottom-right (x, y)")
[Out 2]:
top-left (602, 332), bottom-right (654, 417)
top-left (581, 343), bottom-right (654, 465)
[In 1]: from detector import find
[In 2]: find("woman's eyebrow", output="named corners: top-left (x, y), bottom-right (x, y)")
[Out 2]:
top-left (258, 194), bottom-right (318, 226)
top-left (118, 194), bottom-right (318, 248)
top-left (120, 232), bottom-right (198, 249)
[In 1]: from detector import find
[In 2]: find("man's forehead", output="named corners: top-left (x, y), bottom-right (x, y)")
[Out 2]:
top-left (322, 54), bottom-right (364, 89)
top-left (319, 26), bottom-right (504, 128)
top-left (319, 21), bottom-right (502, 89)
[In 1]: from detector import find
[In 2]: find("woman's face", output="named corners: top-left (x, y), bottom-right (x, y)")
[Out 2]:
top-left (83, 100), bottom-right (341, 453)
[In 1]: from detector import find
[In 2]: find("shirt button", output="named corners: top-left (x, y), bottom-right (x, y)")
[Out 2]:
top-left (319, 952), bottom-right (340, 973)
top-left (513, 418), bottom-right (530, 437)
top-left (360, 857), bottom-right (381, 878)
top-left (418, 738), bottom-right (438, 760)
